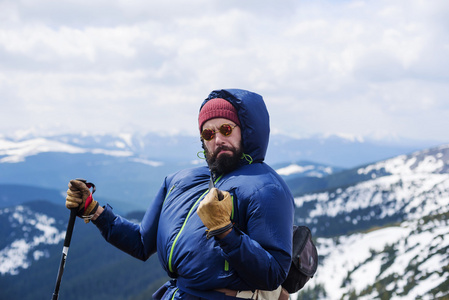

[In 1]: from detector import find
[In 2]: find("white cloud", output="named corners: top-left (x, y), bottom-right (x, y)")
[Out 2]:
top-left (0, 0), bottom-right (448, 141)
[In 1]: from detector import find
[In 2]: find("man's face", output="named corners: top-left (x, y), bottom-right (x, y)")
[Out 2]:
top-left (201, 117), bottom-right (243, 174)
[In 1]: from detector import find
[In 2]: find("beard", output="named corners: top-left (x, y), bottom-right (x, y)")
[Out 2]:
top-left (203, 142), bottom-right (243, 175)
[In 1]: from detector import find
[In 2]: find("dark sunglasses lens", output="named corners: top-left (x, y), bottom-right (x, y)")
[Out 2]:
top-left (201, 129), bottom-right (214, 141)
top-left (220, 124), bottom-right (233, 136)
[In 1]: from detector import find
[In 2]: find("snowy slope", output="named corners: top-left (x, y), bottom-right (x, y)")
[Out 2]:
top-left (0, 204), bottom-right (65, 275)
top-left (293, 145), bottom-right (449, 299)
top-left (295, 145), bottom-right (449, 237)
top-left (275, 162), bottom-right (339, 178)
top-left (356, 144), bottom-right (449, 176)
top-left (300, 213), bottom-right (449, 299)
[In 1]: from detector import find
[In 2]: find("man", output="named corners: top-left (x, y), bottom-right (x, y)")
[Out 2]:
top-left (66, 89), bottom-right (294, 299)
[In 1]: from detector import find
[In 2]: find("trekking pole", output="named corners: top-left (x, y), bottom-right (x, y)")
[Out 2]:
top-left (51, 208), bottom-right (77, 300)
top-left (51, 179), bottom-right (95, 300)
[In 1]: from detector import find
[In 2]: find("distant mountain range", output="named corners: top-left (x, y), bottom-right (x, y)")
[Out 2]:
top-left (0, 132), bottom-right (439, 212)
top-left (0, 133), bottom-right (448, 299)
top-left (0, 131), bottom-right (439, 167)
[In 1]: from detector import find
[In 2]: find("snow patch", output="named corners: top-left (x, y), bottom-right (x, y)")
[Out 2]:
top-left (130, 158), bottom-right (164, 167)
top-left (276, 164), bottom-right (316, 176)
top-left (0, 137), bottom-right (134, 163)
top-left (0, 206), bottom-right (65, 275)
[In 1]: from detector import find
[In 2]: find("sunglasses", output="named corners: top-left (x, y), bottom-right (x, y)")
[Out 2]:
top-left (201, 123), bottom-right (238, 141)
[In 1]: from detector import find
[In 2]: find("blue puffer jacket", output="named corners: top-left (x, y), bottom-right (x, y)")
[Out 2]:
top-left (94, 89), bottom-right (294, 299)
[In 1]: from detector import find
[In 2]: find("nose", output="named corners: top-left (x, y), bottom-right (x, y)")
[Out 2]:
top-left (213, 132), bottom-right (226, 145)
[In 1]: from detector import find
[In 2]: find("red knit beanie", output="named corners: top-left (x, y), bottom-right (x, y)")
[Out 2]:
top-left (198, 98), bottom-right (240, 131)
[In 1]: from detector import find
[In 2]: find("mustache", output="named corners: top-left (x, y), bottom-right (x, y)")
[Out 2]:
top-left (213, 145), bottom-right (235, 156)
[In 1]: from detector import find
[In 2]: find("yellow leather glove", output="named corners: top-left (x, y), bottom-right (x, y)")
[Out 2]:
top-left (197, 188), bottom-right (233, 238)
top-left (66, 179), bottom-right (99, 223)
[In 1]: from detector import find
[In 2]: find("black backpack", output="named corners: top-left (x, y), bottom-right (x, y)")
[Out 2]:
top-left (282, 226), bottom-right (319, 293)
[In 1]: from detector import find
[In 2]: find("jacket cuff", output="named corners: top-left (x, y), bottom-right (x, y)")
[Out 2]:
top-left (92, 204), bottom-right (113, 229)
top-left (216, 227), bottom-right (242, 253)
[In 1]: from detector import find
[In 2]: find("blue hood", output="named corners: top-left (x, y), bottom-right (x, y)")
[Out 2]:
top-left (200, 89), bottom-right (270, 163)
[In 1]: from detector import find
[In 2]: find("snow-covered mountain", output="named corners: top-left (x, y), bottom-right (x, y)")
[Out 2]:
top-left (0, 134), bottom-right (200, 212)
top-left (295, 144), bottom-right (449, 236)
top-left (0, 133), bottom-right (181, 165)
top-left (294, 144), bottom-right (449, 299)
top-left (0, 203), bottom-right (66, 276)
top-left (0, 131), bottom-right (434, 167)
top-left (304, 214), bottom-right (449, 299)
top-left (274, 161), bottom-right (344, 178)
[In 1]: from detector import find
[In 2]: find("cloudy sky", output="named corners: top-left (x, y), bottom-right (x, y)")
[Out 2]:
top-left (1, 0), bottom-right (448, 143)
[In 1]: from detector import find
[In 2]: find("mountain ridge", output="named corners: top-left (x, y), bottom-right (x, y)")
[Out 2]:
top-left (1, 132), bottom-right (438, 167)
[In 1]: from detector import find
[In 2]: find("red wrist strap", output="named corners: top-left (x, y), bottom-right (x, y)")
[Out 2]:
top-left (84, 193), bottom-right (93, 211)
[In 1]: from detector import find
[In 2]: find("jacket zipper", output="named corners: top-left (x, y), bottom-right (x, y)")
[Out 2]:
top-left (168, 175), bottom-right (223, 274)
top-left (170, 288), bottom-right (179, 300)
top-left (224, 194), bottom-right (234, 272)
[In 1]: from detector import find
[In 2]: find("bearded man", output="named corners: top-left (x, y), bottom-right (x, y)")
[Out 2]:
top-left (66, 89), bottom-right (294, 299)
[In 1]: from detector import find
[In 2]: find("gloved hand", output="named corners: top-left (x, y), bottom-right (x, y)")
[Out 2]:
top-left (66, 179), bottom-right (99, 223)
top-left (197, 188), bottom-right (233, 238)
